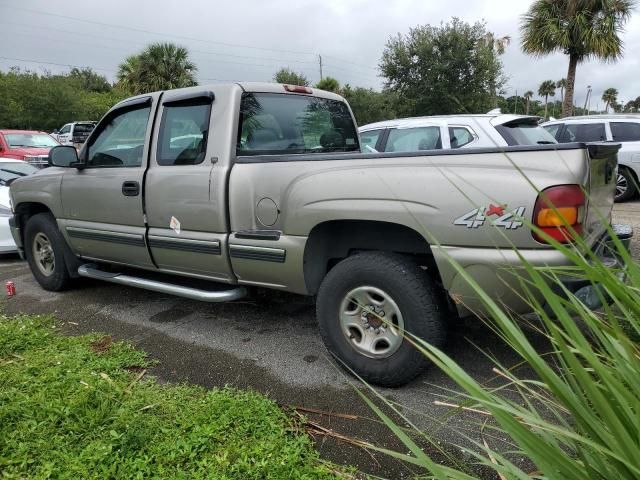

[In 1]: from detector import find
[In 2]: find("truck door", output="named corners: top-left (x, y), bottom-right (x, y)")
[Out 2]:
top-left (144, 90), bottom-right (234, 282)
top-left (59, 96), bottom-right (157, 268)
top-left (57, 124), bottom-right (72, 145)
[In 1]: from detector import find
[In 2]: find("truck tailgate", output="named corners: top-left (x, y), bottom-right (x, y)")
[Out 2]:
top-left (583, 143), bottom-right (620, 243)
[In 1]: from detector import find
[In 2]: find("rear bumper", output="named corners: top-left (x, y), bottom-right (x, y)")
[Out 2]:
top-left (432, 223), bottom-right (634, 317)
top-left (553, 223), bottom-right (633, 309)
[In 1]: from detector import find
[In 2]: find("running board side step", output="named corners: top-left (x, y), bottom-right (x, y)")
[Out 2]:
top-left (78, 264), bottom-right (247, 302)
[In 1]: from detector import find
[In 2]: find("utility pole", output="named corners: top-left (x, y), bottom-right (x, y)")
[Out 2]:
top-left (318, 55), bottom-right (323, 80)
top-left (583, 85), bottom-right (592, 115)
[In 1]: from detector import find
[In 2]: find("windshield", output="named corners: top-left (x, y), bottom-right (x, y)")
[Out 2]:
top-left (495, 121), bottom-right (558, 146)
top-left (237, 93), bottom-right (359, 155)
top-left (0, 161), bottom-right (38, 184)
top-left (5, 133), bottom-right (59, 148)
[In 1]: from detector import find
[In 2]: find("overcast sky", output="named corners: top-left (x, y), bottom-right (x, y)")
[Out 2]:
top-left (1, 0), bottom-right (639, 111)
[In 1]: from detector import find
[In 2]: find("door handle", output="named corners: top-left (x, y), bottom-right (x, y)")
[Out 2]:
top-left (122, 181), bottom-right (140, 196)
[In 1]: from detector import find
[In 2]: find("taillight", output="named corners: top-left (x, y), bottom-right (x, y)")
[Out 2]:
top-left (283, 84), bottom-right (312, 94)
top-left (532, 185), bottom-right (585, 243)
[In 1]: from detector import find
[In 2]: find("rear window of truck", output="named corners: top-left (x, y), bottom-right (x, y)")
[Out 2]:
top-left (237, 93), bottom-right (359, 155)
top-left (495, 120), bottom-right (557, 146)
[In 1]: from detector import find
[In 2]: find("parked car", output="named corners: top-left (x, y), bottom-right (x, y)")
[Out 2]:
top-left (52, 121), bottom-right (97, 148)
top-left (9, 83), bottom-right (628, 386)
top-left (0, 158), bottom-right (38, 253)
top-left (0, 130), bottom-right (60, 168)
top-left (542, 115), bottom-right (640, 202)
top-left (359, 113), bottom-right (557, 152)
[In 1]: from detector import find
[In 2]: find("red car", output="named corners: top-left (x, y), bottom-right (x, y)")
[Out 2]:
top-left (0, 130), bottom-right (60, 168)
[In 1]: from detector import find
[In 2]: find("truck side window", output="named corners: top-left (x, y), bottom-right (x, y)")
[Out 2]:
top-left (157, 102), bottom-right (211, 166)
top-left (59, 124), bottom-right (71, 135)
top-left (87, 106), bottom-right (151, 168)
top-left (384, 127), bottom-right (442, 152)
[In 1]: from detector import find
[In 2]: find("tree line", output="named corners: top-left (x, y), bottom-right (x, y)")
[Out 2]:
top-left (0, 0), bottom-right (635, 130)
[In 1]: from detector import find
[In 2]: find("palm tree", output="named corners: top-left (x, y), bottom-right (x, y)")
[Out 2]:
top-left (602, 88), bottom-right (619, 112)
top-left (523, 90), bottom-right (534, 115)
top-left (556, 78), bottom-right (567, 104)
top-left (521, 0), bottom-right (633, 118)
top-left (538, 80), bottom-right (556, 120)
top-left (117, 42), bottom-right (197, 95)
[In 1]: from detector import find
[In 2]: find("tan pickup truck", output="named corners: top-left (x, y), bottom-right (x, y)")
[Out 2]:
top-left (9, 83), bottom-right (629, 386)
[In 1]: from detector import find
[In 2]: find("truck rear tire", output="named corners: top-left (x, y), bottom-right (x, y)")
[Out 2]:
top-left (316, 251), bottom-right (446, 387)
top-left (24, 213), bottom-right (72, 291)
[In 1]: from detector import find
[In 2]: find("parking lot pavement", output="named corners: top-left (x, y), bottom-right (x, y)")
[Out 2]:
top-left (1, 200), bottom-right (637, 478)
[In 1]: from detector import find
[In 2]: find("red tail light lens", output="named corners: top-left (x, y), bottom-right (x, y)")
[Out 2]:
top-left (283, 84), bottom-right (312, 94)
top-left (532, 185), bottom-right (585, 243)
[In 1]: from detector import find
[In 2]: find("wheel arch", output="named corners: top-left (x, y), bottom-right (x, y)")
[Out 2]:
top-left (302, 219), bottom-right (442, 295)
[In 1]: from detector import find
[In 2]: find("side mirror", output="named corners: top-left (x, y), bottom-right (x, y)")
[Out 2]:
top-left (49, 145), bottom-right (79, 168)
top-left (52, 129), bottom-right (59, 134)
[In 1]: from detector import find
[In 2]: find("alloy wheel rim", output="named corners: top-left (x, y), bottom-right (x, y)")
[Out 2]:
top-left (32, 232), bottom-right (55, 276)
top-left (339, 286), bottom-right (405, 358)
top-left (616, 173), bottom-right (628, 199)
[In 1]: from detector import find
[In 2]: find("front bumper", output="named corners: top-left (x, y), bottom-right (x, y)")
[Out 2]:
top-left (0, 216), bottom-right (18, 254)
top-left (8, 215), bottom-right (24, 258)
top-left (555, 223), bottom-right (633, 310)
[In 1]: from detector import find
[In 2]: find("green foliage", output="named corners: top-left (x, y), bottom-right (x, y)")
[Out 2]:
top-left (117, 42), bottom-right (197, 95)
top-left (342, 85), bottom-right (399, 126)
top-left (521, 0), bottom-right (634, 116)
top-left (0, 68), bottom-right (126, 131)
top-left (380, 18), bottom-right (504, 116)
top-left (273, 68), bottom-right (310, 86)
top-left (0, 315), bottom-right (338, 479)
top-left (362, 208), bottom-right (640, 477)
top-left (315, 76), bottom-right (341, 93)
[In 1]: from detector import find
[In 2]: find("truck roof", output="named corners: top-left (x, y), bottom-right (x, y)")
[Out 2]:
top-left (112, 82), bottom-right (347, 110)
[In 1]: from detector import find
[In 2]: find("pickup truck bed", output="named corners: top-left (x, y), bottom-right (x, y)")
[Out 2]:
top-left (9, 82), bottom-right (625, 386)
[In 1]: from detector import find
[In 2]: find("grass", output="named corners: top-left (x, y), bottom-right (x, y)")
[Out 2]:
top-left (0, 314), bottom-right (340, 479)
top-left (359, 217), bottom-right (640, 478)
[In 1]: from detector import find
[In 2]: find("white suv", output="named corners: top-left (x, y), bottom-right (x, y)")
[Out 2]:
top-left (359, 113), bottom-right (556, 154)
top-left (542, 115), bottom-right (640, 201)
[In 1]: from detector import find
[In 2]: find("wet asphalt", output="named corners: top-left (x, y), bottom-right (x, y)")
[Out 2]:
top-left (1, 200), bottom-right (638, 479)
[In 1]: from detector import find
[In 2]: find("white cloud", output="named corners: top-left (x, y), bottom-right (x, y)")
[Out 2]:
top-left (1, 0), bottom-right (638, 108)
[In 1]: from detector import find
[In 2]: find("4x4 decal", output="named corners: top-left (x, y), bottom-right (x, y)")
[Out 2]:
top-left (454, 204), bottom-right (526, 230)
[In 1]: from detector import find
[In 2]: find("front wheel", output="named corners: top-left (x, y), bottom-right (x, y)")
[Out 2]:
top-left (24, 213), bottom-right (72, 291)
top-left (316, 252), bottom-right (447, 387)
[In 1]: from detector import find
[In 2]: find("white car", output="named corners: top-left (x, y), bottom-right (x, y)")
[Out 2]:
top-left (359, 112), bottom-right (557, 153)
top-left (52, 121), bottom-right (96, 147)
top-left (542, 115), bottom-right (640, 201)
top-left (0, 159), bottom-right (38, 253)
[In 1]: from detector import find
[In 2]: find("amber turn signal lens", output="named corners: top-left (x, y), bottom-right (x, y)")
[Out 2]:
top-left (536, 207), bottom-right (578, 227)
